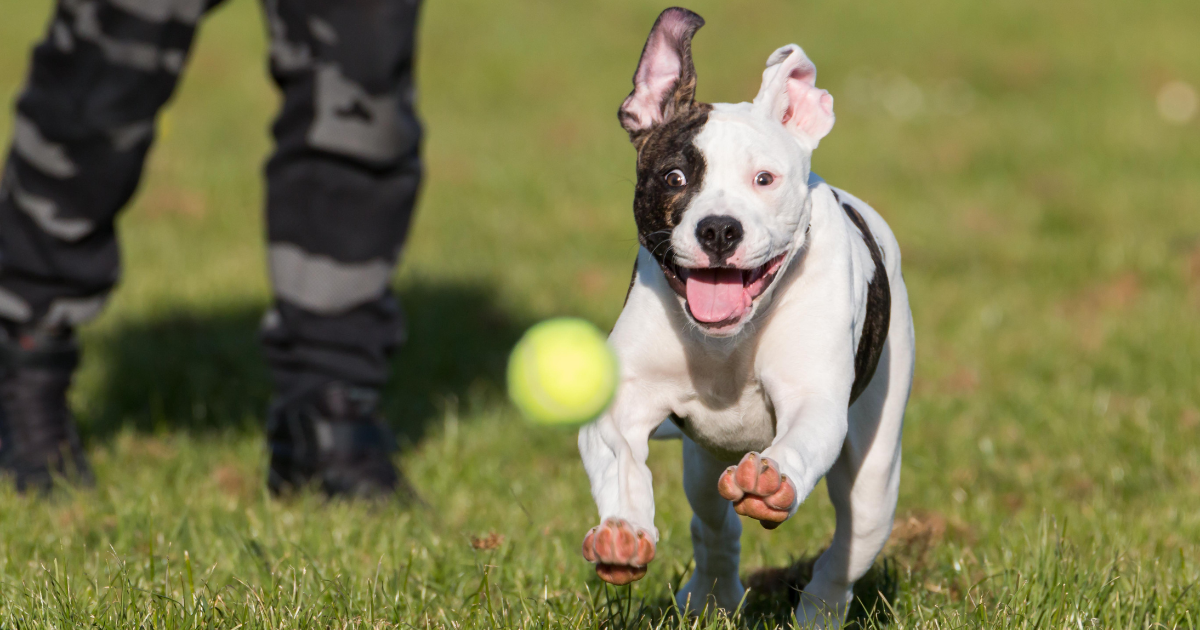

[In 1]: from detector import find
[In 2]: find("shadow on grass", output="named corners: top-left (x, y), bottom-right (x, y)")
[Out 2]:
top-left (79, 282), bottom-right (529, 446)
top-left (594, 557), bottom-right (898, 630)
top-left (740, 556), bottom-right (899, 628)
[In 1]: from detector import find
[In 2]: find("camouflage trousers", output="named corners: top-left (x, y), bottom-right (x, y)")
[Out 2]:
top-left (0, 0), bottom-right (423, 396)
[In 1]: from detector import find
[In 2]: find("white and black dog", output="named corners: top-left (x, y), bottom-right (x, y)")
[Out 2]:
top-left (578, 7), bottom-right (915, 625)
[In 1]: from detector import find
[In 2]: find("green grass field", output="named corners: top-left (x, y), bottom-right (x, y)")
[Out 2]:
top-left (1, 0), bottom-right (1199, 627)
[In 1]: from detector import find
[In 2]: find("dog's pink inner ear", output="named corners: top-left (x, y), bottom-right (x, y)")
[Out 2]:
top-left (782, 69), bottom-right (835, 142)
top-left (619, 8), bottom-right (704, 135)
top-left (754, 45), bottom-right (835, 148)
top-left (623, 36), bottom-right (683, 130)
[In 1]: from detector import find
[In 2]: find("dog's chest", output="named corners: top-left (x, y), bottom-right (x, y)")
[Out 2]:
top-left (669, 355), bottom-right (776, 462)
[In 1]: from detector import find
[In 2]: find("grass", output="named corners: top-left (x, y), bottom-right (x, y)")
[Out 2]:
top-left (0, 0), bottom-right (1198, 626)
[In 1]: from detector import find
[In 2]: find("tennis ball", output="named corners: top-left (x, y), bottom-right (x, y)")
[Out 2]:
top-left (507, 317), bottom-right (618, 426)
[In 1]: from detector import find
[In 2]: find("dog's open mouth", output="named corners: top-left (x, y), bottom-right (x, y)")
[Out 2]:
top-left (659, 253), bottom-right (788, 328)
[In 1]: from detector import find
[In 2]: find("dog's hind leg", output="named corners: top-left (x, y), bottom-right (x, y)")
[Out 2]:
top-left (676, 436), bottom-right (745, 615)
top-left (798, 295), bottom-right (915, 628)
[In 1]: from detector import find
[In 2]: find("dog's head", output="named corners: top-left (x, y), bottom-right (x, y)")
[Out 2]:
top-left (620, 8), bottom-right (835, 337)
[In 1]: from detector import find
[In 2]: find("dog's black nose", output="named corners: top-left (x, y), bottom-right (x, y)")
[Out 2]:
top-left (695, 215), bottom-right (744, 262)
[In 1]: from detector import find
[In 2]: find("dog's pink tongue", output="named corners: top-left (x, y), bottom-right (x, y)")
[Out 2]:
top-left (685, 268), bottom-right (748, 323)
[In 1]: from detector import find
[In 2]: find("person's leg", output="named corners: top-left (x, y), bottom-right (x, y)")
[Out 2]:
top-left (258, 0), bottom-right (423, 498)
top-left (0, 0), bottom-right (222, 492)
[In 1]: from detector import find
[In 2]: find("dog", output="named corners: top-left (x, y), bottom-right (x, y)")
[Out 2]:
top-left (577, 7), bottom-right (915, 626)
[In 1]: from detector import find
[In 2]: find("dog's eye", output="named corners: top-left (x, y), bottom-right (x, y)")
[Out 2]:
top-left (755, 172), bottom-right (775, 186)
top-left (664, 169), bottom-right (687, 187)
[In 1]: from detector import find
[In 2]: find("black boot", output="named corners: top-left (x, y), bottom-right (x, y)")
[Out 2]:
top-left (0, 327), bottom-right (93, 493)
top-left (266, 382), bottom-right (415, 500)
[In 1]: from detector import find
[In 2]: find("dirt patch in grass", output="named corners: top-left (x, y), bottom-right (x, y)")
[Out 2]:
top-left (212, 464), bottom-right (253, 500)
top-left (1060, 272), bottom-right (1143, 349)
top-left (471, 532), bottom-right (505, 550)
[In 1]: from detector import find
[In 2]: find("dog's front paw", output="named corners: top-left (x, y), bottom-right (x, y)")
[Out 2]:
top-left (581, 518), bottom-right (656, 585)
top-left (717, 452), bottom-right (797, 529)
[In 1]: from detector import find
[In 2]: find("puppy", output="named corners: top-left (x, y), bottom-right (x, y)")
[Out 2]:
top-left (577, 7), bottom-right (915, 626)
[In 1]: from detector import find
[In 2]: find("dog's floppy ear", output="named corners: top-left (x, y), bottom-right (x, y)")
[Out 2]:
top-left (618, 7), bottom-right (705, 144)
top-left (752, 45), bottom-right (835, 149)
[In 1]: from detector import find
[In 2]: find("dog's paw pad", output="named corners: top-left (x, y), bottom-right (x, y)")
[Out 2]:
top-left (718, 452), bottom-right (796, 526)
top-left (581, 518), bottom-right (655, 585)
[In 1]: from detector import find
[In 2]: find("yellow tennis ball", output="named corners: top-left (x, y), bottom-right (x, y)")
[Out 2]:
top-left (507, 318), bottom-right (618, 426)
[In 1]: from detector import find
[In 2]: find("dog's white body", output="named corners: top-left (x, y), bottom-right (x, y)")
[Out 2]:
top-left (581, 176), bottom-right (913, 618)
top-left (577, 9), bottom-right (914, 626)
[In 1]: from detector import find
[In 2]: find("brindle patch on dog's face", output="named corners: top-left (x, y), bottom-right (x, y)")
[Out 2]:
top-left (631, 102), bottom-right (713, 295)
top-left (617, 7), bottom-right (708, 300)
